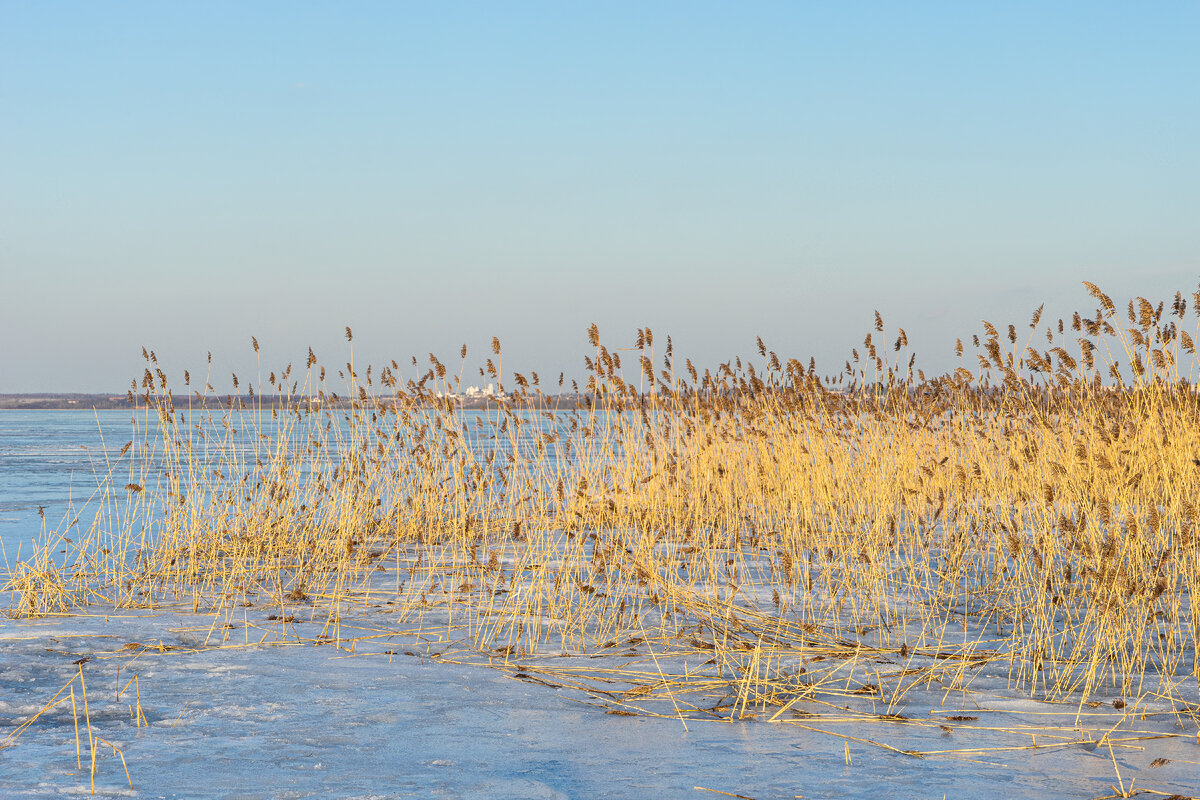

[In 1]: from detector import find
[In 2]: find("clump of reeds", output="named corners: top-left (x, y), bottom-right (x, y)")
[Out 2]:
top-left (6, 282), bottom-right (1200, 722)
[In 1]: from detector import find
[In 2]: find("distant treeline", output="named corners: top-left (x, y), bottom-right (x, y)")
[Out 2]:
top-left (0, 392), bottom-right (592, 411)
top-left (0, 394), bottom-right (135, 410)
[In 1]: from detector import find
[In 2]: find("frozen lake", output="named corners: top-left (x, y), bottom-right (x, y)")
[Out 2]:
top-left (2, 411), bottom-right (1198, 799)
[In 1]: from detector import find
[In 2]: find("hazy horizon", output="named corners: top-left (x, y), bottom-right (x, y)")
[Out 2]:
top-left (3, 2), bottom-right (1198, 393)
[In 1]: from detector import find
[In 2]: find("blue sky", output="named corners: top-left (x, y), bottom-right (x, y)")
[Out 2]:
top-left (2, 2), bottom-right (1198, 392)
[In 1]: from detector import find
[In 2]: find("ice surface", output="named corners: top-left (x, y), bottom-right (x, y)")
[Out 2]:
top-left (3, 412), bottom-right (1200, 799)
top-left (3, 604), bottom-right (1199, 799)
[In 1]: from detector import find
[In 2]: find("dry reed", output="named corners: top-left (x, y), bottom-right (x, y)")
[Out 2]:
top-left (5, 283), bottom-right (1200, 780)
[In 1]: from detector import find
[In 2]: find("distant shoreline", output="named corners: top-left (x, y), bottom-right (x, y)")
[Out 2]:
top-left (0, 393), bottom-right (134, 409)
top-left (0, 393), bottom-right (588, 410)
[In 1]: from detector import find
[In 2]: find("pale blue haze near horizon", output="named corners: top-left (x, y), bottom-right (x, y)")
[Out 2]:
top-left (2, 2), bottom-right (1198, 392)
